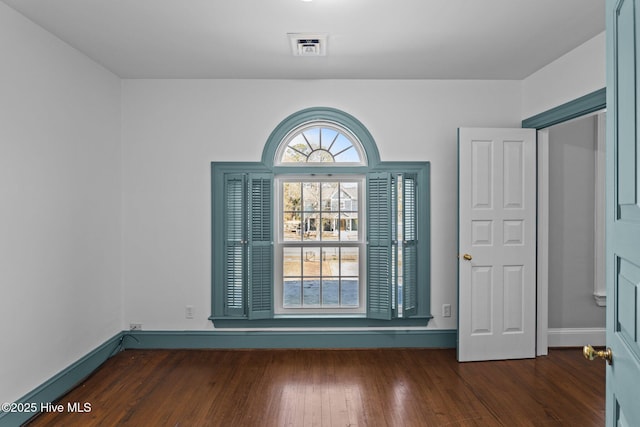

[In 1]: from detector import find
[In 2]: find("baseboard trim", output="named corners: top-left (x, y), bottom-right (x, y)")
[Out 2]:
top-left (0, 333), bottom-right (123, 426)
top-left (547, 327), bottom-right (606, 348)
top-left (122, 329), bottom-right (458, 350)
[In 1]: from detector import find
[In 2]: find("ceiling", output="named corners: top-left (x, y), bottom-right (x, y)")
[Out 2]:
top-left (2, 0), bottom-right (605, 80)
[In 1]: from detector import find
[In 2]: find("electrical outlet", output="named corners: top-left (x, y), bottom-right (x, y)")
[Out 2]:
top-left (185, 305), bottom-right (194, 319)
top-left (129, 323), bottom-right (142, 331)
top-left (442, 304), bottom-right (452, 318)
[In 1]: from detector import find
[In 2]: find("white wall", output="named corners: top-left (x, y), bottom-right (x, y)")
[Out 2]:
top-left (121, 79), bottom-right (522, 331)
top-left (0, 3), bottom-right (122, 403)
top-left (522, 32), bottom-right (605, 119)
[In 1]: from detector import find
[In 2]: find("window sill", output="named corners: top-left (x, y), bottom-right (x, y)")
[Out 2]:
top-left (209, 316), bottom-right (432, 329)
top-left (273, 314), bottom-right (366, 319)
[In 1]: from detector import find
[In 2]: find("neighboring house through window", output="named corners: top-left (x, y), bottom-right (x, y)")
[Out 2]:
top-left (211, 107), bottom-right (431, 326)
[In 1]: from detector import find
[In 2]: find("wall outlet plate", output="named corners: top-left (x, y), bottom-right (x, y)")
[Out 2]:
top-left (442, 304), bottom-right (452, 318)
top-left (129, 323), bottom-right (142, 331)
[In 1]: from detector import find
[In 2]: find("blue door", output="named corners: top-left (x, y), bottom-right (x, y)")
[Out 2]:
top-left (605, 0), bottom-right (640, 425)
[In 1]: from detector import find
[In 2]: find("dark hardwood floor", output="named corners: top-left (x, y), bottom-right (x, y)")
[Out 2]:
top-left (25, 348), bottom-right (605, 426)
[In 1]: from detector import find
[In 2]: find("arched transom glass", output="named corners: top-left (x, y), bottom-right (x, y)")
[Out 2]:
top-left (275, 122), bottom-right (367, 166)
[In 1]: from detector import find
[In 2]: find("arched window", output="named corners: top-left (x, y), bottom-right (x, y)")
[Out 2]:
top-left (211, 107), bottom-right (430, 326)
top-left (261, 107), bottom-right (380, 169)
top-left (275, 122), bottom-right (366, 165)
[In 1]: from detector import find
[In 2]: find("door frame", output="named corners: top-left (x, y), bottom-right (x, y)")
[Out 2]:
top-left (522, 87), bottom-right (606, 356)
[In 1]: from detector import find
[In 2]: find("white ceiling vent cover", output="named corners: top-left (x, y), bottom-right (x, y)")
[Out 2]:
top-left (288, 33), bottom-right (327, 56)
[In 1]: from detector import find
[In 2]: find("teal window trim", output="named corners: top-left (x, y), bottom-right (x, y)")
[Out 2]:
top-left (211, 160), bottom-right (430, 327)
top-left (211, 108), bottom-right (430, 328)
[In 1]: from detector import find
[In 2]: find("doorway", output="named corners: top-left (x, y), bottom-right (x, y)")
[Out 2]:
top-left (536, 111), bottom-right (606, 355)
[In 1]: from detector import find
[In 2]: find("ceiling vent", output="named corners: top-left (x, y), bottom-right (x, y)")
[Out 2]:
top-left (288, 33), bottom-right (327, 56)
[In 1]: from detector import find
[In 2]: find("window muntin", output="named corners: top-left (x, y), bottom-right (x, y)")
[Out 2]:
top-left (282, 181), bottom-right (359, 242)
top-left (275, 176), bottom-right (366, 315)
top-left (275, 122), bottom-right (367, 166)
top-left (282, 247), bottom-right (360, 308)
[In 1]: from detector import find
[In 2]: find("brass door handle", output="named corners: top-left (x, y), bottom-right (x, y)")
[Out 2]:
top-left (583, 345), bottom-right (612, 365)
top-left (462, 254), bottom-right (472, 261)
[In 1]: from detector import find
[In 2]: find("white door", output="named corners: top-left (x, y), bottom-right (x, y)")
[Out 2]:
top-left (458, 127), bottom-right (536, 362)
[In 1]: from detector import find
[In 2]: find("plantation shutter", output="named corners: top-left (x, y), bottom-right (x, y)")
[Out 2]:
top-left (223, 173), bottom-right (247, 316)
top-left (402, 173), bottom-right (418, 317)
top-left (367, 172), bottom-right (393, 320)
top-left (247, 173), bottom-right (274, 319)
top-left (391, 174), bottom-right (398, 315)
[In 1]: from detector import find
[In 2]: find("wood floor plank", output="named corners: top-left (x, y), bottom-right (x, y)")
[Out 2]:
top-left (25, 348), bottom-right (605, 427)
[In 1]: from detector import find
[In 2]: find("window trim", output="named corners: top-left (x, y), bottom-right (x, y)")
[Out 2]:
top-left (211, 108), bottom-right (431, 328)
top-left (211, 161), bottom-right (431, 327)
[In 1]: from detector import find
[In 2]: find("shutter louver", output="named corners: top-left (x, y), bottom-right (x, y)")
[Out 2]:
top-left (391, 175), bottom-right (398, 314)
top-left (224, 174), bottom-right (246, 316)
top-left (403, 174), bottom-right (418, 316)
top-left (367, 172), bottom-right (392, 320)
top-left (248, 174), bottom-right (274, 319)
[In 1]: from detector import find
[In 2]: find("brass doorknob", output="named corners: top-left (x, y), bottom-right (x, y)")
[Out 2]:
top-left (583, 345), bottom-right (612, 365)
top-left (462, 254), bottom-right (472, 261)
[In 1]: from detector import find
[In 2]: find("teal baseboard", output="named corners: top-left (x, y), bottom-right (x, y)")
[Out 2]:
top-left (1, 328), bottom-right (455, 426)
top-left (122, 329), bottom-right (457, 350)
top-left (0, 333), bottom-right (123, 427)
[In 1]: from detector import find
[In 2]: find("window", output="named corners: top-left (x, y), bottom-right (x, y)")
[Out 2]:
top-left (275, 122), bottom-right (366, 166)
top-left (275, 176), bottom-right (366, 315)
top-left (211, 107), bottom-right (430, 326)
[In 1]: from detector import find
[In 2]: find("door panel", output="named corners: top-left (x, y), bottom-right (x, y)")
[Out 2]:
top-left (471, 220), bottom-right (492, 245)
top-left (458, 128), bottom-right (536, 362)
top-left (503, 266), bottom-right (524, 332)
top-left (606, 0), bottom-right (640, 425)
top-left (503, 140), bottom-right (525, 208)
top-left (616, 259), bottom-right (639, 347)
top-left (470, 266), bottom-right (492, 334)
top-left (472, 140), bottom-right (493, 209)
